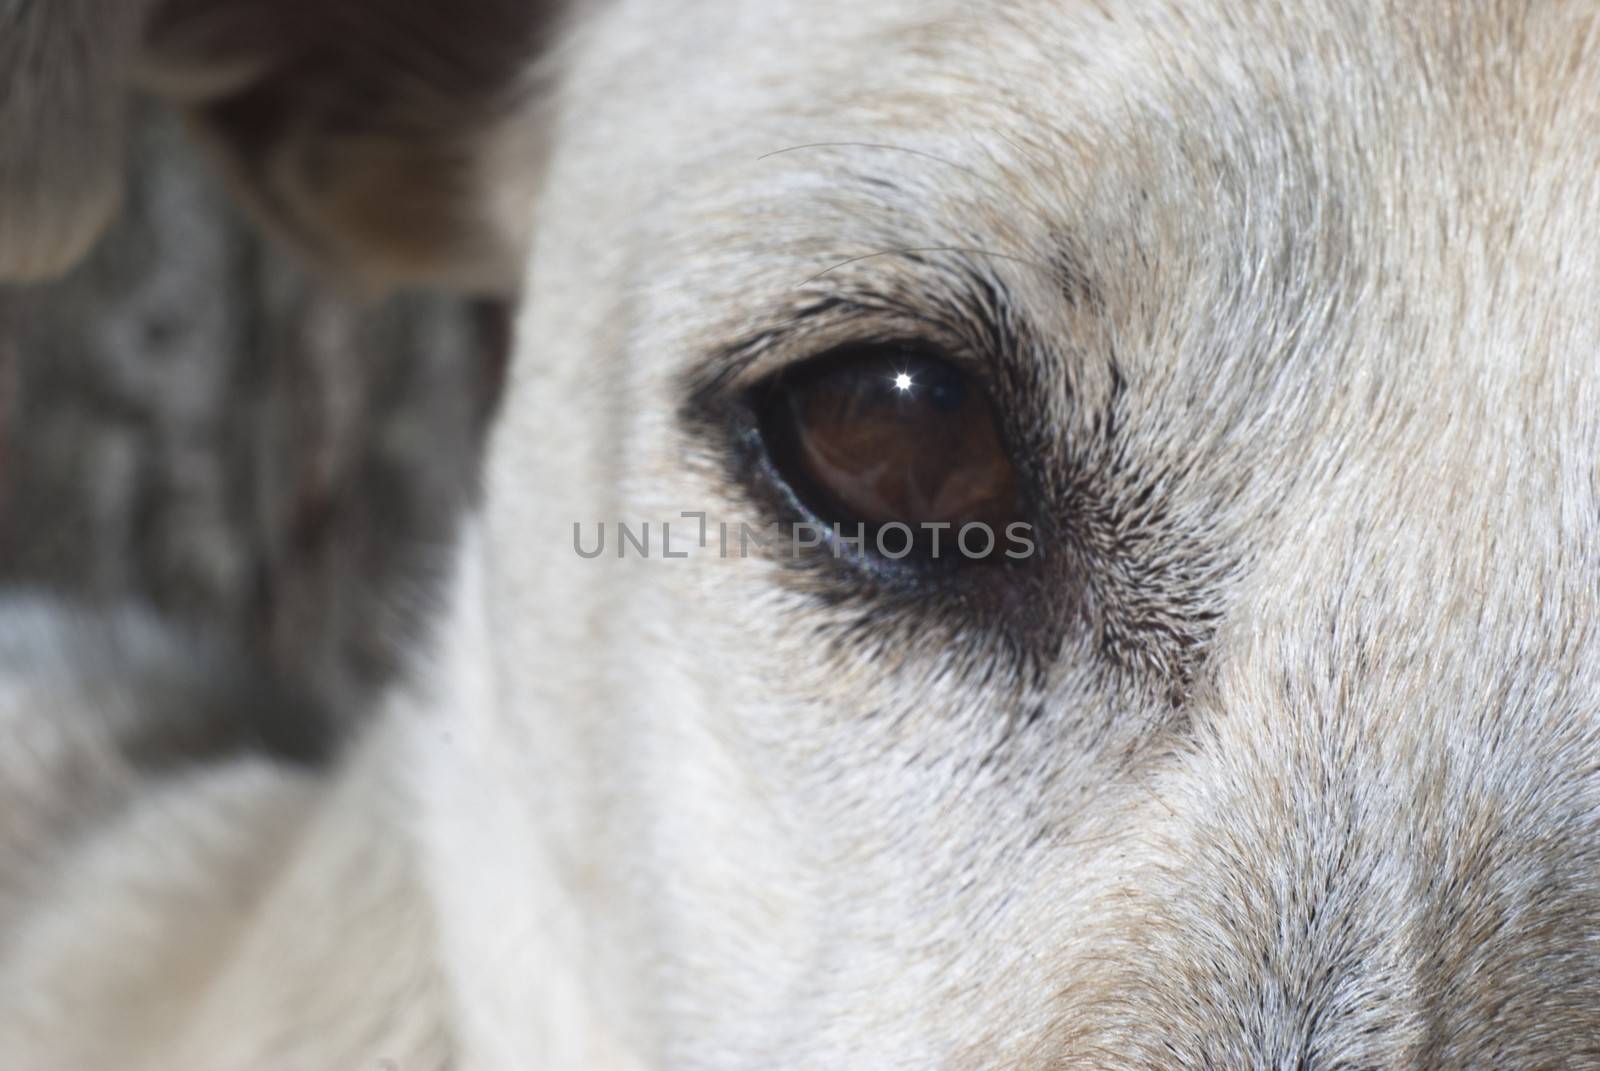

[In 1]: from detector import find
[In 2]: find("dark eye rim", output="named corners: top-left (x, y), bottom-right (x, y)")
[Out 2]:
top-left (743, 337), bottom-right (1036, 577)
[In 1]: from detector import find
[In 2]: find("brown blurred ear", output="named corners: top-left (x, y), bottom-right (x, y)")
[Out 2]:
top-left (0, 0), bottom-right (564, 293)
top-left (141, 0), bottom-right (565, 294)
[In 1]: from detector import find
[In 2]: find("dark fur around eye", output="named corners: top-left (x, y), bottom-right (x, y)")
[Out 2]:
top-left (677, 259), bottom-right (1233, 703)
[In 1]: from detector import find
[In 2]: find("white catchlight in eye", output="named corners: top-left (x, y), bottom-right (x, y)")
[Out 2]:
top-left (893, 372), bottom-right (913, 392)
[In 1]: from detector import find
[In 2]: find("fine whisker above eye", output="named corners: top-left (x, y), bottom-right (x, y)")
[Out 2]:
top-left (798, 245), bottom-right (1059, 288)
top-left (757, 141), bottom-right (1007, 194)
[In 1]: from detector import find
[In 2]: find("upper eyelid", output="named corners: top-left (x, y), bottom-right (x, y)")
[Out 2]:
top-left (683, 297), bottom-right (927, 414)
top-left (685, 268), bottom-right (1023, 412)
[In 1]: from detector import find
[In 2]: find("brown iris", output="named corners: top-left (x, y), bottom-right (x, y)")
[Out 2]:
top-left (756, 344), bottom-right (1023, 562)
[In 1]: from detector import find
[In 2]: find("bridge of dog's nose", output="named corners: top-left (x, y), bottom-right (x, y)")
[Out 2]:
top-left (1028, 651), bottom-right (1600, 1069)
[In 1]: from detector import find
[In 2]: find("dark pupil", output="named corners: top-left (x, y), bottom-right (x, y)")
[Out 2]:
top-left (758, 346), bottom-right (1021, 559)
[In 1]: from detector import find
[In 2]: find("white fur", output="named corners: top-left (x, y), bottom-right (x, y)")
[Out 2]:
top-left (4, 1), bottom-right (1600, 1067)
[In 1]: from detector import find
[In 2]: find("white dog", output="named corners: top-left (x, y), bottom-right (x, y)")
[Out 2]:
top-left (2, 1), bottom-right (1599, 1067)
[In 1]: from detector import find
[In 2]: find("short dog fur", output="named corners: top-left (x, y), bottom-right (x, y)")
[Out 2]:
top-left (2, 1), bottom-right (1599, 1067)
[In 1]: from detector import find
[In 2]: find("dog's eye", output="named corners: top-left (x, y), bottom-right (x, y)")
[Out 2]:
top-left (756, 344), bottom-right (1022, 561)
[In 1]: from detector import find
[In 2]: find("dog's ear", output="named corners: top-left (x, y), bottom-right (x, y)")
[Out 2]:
top-left (0, 0), bottom-right (565, 293)
top-left (141, 0), bottom-right (566, 294)
top-left (0, 0), bottom-right (154, 281)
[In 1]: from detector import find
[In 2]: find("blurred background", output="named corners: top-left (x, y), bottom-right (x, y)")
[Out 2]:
top-left (0, 102), bottom-right (508, 736)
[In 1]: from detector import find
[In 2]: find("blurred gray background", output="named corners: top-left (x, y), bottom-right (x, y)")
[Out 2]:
top-left (0, 102), bottom-right (507, 731)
